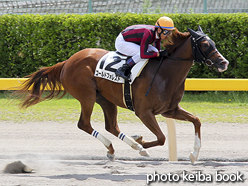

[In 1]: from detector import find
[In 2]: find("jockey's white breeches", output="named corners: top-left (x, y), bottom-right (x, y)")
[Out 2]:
top-left (115, 33), bottom-right (158, 63)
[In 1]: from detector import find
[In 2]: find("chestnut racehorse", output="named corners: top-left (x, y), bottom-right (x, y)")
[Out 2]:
top-left (17, 26), bottom-right (229, 163)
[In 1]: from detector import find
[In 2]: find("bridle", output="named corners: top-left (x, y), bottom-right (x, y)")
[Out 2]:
top-left (167, 33), bottom-right (218, 67)
top-left (191, 34), bottom-right (218, 67)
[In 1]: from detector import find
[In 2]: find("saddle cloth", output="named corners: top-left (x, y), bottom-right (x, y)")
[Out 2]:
top-left (94, 51), bottom-right (148, 84)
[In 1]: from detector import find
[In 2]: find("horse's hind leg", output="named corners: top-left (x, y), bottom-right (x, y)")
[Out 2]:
top-left (96, 93), bottom-right (149, 157)
top-left (77, 110), bottom-right (115, 161)
top-left (96, 92), bottom-right (120, 137)
top-left (72, 87), bottom-right (115, 161)
top-left (77, 99), bottom-right (116, 161)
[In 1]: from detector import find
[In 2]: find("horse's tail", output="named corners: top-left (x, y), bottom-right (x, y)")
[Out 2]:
top-left (17, 61), bottom-right (67, 108)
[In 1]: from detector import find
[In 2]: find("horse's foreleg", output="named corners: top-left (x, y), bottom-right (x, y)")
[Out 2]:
top-left (136, 110), bottom-right (166, 149)
top-left (96, 93), bottom-right (149, 157)
top-left (189, 133), bottom-right (201, 164)
top-left (162, 106), bottom-right (201, 163)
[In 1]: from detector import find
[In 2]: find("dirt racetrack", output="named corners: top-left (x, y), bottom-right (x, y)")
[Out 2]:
top-left (0, 121), bottom-right (247, 185)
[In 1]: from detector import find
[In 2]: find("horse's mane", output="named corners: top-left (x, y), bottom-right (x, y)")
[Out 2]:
top-left (162, 28), bottom-right (191, 54)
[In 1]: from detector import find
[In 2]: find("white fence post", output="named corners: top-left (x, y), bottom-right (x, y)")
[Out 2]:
top-left (166, 118), bottom-right (178, 161)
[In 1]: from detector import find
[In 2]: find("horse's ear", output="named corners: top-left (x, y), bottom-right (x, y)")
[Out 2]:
top-left (187, 28), bottom-right (199, 38)
top-left (198, 25), bottom-right (204, 33)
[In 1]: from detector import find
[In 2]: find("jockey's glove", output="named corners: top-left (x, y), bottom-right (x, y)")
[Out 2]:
top-left (159, 50), bottom-right (169, 57)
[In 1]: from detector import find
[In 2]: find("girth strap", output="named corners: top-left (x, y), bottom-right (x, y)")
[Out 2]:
top-left (123, 80), bottom-right (134, 111)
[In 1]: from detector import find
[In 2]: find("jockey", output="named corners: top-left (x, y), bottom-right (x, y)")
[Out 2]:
top-left (115, 16), bottom-right (175, 81)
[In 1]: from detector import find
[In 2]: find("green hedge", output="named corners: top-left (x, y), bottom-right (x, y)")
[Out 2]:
top-left (0, 13), bottom-right (247, 78)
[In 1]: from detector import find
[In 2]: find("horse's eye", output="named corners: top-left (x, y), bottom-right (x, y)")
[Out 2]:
top-left (203, 42), bottom-right (209, 49)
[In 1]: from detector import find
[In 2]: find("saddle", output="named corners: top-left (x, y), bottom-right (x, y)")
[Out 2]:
top-left (94, 51), bottom-right (148, 111)
top-left (94, 51), bottom-right (148, 84)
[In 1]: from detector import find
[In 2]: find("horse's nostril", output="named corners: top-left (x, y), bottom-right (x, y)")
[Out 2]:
top-left (221, 61), bottom-right (228, 66)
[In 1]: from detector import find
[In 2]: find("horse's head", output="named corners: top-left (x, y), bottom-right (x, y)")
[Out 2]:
top-left (188, 26), bottom-right (229, 72)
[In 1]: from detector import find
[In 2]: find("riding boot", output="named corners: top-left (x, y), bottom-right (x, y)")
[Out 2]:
top-left (115, 58), bottom-right (135, 80)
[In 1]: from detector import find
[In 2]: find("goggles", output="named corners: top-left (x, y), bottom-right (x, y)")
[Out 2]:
top-left (156, 22), bottom-right (171, 36)
top-left (161, 29), bottom-right (171, 36)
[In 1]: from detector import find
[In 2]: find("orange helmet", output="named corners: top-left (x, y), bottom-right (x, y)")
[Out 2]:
top-left (155, 16), bottom-right (175, 30)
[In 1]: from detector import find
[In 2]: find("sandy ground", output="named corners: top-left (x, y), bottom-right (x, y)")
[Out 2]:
top-left (0, 121), bottom-right (247, 186)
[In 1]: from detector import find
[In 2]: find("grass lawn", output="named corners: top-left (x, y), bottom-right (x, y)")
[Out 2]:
top-left (0, 91), bottom-right (247, 124)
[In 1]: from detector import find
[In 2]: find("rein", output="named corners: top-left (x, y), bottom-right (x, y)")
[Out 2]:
top-left (167, 56), bottom-right (193, 62)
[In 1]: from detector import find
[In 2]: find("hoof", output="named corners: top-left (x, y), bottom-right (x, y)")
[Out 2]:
top-left (107, 153), bottom-right (115, 161)
top-left (131, 135), bottom-right (143, 145)
top-left (131, 135), bottom-right (141, 140)
top-left (139, 149), bottom-right (150, 157)
top-left (189, 152), bottom-right (197, 164)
